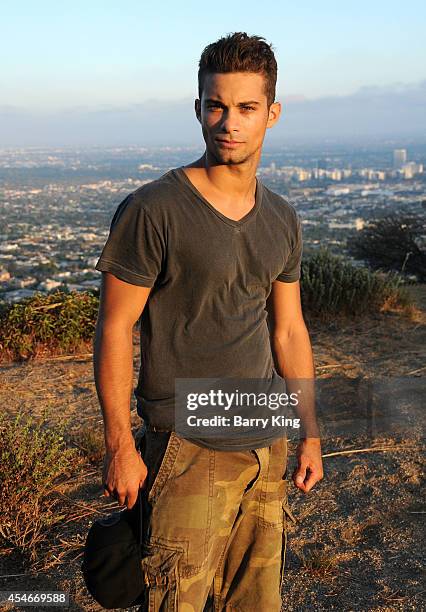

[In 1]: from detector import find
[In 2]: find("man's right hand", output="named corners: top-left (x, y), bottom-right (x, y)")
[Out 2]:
top-left (102, 443), bottom-right (148, 510)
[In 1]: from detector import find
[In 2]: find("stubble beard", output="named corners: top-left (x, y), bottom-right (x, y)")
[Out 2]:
top-left (208, 143), bottom-right (253, 166)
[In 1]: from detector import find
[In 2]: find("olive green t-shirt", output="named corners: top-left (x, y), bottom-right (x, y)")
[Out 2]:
top-left (95, 167), bottom-right (303, 450)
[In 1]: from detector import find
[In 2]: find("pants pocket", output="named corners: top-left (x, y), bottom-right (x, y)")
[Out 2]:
top-left (140, 542), bottom-right (184, 611)
top-left (259, 476), bottom-right (287, 528)
top-left (144, 431), bottom-right (182, 504)
top-left (258, 439), bottom-right (288, 529)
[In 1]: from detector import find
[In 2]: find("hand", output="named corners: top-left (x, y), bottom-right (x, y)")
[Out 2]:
top-left (102, 444), bottom-right (148, 510)
top-left (292, 438), bottom-right (323, 493)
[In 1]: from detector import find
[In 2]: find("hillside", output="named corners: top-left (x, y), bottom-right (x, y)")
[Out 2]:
top-left (0, 285), bottom-right (424, 611)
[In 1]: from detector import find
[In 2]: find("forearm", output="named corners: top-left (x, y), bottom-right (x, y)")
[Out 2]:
top-left (93, 321), bottom-right (135, 451)
top-left (271, 325), bottom-right (320, 438)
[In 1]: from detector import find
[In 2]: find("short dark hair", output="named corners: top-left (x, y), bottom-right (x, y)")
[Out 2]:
top-left (198, 32), bottom-right (277, 108)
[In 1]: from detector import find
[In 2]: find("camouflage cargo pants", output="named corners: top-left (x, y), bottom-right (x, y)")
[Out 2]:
top-left (135, 429), bottom-right (296, 612)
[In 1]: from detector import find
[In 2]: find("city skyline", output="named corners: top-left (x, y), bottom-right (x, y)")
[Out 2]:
top-left (1, 142), bottom-right (424, 304)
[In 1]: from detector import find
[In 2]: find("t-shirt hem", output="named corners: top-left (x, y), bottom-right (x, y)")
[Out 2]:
top-left (180, 434), bottom-right (287, 452)
top-left (275, 273), bottom-right (301, 283)
top-left (95, 258), bottom-right (156, 287)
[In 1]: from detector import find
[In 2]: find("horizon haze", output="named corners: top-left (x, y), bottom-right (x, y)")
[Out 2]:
top-left (1, 80), bottom-right (425, 147)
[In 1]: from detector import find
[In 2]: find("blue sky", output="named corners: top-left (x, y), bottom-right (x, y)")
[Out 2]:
top-left (1, 0), bottom-right (425, 111)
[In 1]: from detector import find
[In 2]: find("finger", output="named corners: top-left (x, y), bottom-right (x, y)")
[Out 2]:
top-left (126, 490), bottom-right (139, 510)
top-left (295, 476), bottom-right (305, 489)
top-left (115, 491), bottom-right (126, 506)
top-left (293, 465), bottom-right (307, 489)
top-left (303, 470), bottom-right (321, 493)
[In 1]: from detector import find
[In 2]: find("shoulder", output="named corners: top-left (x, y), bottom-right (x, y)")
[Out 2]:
top-left (129, 169), bottom-right (179, 218)
top-left (108, 170), bottom-right (179, 233)
top-left (108, 169), bottom-right (179, 231)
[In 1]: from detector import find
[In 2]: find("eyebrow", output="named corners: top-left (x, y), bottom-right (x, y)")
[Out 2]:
top-left (204, 98), bottom-right (260, 106)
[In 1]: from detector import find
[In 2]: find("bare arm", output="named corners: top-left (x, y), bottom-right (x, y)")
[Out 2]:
top-left (266, 279), bottom-right (323, 493)
top-left (93, 271), bottom-right (152, 509)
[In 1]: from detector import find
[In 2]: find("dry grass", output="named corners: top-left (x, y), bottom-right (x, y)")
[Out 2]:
top-left (0, 285), bottom-right (424, 611)
top-left (71, 426), bottom-right (105, 465)
top-left (0, 411), bottom-right (82, 563)
top-left (299, 545), bottom-right (339, 576)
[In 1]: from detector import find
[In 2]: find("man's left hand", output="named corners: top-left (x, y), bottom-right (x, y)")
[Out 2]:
top-left (292, 438), bottom-right (323, 493)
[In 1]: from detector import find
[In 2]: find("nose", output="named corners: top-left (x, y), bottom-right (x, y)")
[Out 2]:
top-left (219, 108), bottom-right (240, 135)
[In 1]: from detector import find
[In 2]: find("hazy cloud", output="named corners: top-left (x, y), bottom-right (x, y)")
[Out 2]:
top-left (1, 81), bottom-right (425, 147)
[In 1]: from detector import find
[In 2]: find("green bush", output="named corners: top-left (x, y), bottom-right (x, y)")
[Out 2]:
top-left (0, 411), bottom-right (78, 561)
top-left (0, 289), bottom-right (99, 361)
top-left (300, 247), bottom-right (411, 319)
top-left (347, 213), bottom-right (426, 281)
top-left (0, 253), bottom-right (414, 362)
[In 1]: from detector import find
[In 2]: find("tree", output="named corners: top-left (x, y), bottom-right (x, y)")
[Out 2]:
top-left (348, 213), bottom-right (426, 281)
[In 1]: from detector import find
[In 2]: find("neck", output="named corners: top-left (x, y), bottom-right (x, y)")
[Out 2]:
top-left (194, 151), bottom-right (259, 201)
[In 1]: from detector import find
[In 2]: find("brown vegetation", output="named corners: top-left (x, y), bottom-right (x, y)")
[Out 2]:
top-left (0, 285), bottom-right (424, 610)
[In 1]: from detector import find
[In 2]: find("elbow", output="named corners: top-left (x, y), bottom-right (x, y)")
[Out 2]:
top-left (94, 316), bottom-right (134, 340)
top-left (271, 320), bottom-right (308, 346)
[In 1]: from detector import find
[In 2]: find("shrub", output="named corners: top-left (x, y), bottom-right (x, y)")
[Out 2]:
top-left (299, 545), bottom-right (338, 576)
top-left (0, 411), bottom-right (79, 562)
top-left (348, 213), bottom-right (426, 281)
top-left (0, 253), bottom-right (415, 362)
top-left (0, 289), bottom-right (99, 361)
top-left (300, 248), bottom-right (411, 319)
top-left (72, 425), bottom-right (105, 464)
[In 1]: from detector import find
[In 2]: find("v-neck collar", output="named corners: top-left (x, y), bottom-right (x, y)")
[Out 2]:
top-left (172, 166), bottom-right (263, 228)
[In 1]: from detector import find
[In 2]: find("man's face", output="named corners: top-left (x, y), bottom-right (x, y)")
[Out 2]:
top-left (195, 72), bottom-right (281, 166)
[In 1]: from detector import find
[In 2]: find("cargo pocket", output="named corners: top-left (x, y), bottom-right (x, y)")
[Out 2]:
top-left (140, 542), bottom-right (184, 611)
top-left (146, 431), bottom-right (181, 504)
top-left (280, 480), bottom-right (297, 591)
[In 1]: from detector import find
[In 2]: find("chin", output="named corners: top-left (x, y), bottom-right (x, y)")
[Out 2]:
top-left (222, 157), bottom-right (248, 165)
top-left (212, 148), bottom-right (250, 166)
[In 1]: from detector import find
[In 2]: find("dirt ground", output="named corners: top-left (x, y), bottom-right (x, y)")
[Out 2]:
top-left (0, 286), bottom-right (425, 611)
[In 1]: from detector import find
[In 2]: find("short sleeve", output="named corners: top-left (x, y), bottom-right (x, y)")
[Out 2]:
top-left (275, 213), bottom-right (303, 283)
top-left (95, 193), bottom-right (164, 287)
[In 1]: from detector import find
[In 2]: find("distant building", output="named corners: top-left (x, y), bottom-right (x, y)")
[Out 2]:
top-left (37, 278), bottom-right (63, 291)
top-left (329, 169), bottom-right (342, 181)
top-left (393, 149), bottom-right (407, 169)
top-left (355, 218), bottom-right (365, 231)
top-left (359, 169), bottom-right (386, 180)
top-left (0, 267), bottom-right (10, 282)
top-left (317, 159), bottom-right (327, 171)
top-left (402, 161), bottom-right (423, 178)
top-left (296, 169), bottom-right (311, 181)
top-left (326, 187), bottom-right (350, 196)
top-left (2, 288), bottom-right (36, 303)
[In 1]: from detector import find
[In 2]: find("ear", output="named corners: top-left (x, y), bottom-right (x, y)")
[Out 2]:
top-left (195, 99), bottom-right (201, 124)
top-left (266, 101), bottom-right (281, 129)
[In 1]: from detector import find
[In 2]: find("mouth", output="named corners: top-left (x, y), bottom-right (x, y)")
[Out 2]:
top-left (215, 139), bottom-right (244, 149)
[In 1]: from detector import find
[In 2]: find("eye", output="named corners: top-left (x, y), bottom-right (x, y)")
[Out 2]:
top-left (241, 106), bottom-right (255, 112)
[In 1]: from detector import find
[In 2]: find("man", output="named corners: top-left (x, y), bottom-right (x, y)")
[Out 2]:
top-left (94, 32), bottom-right (323, 611)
